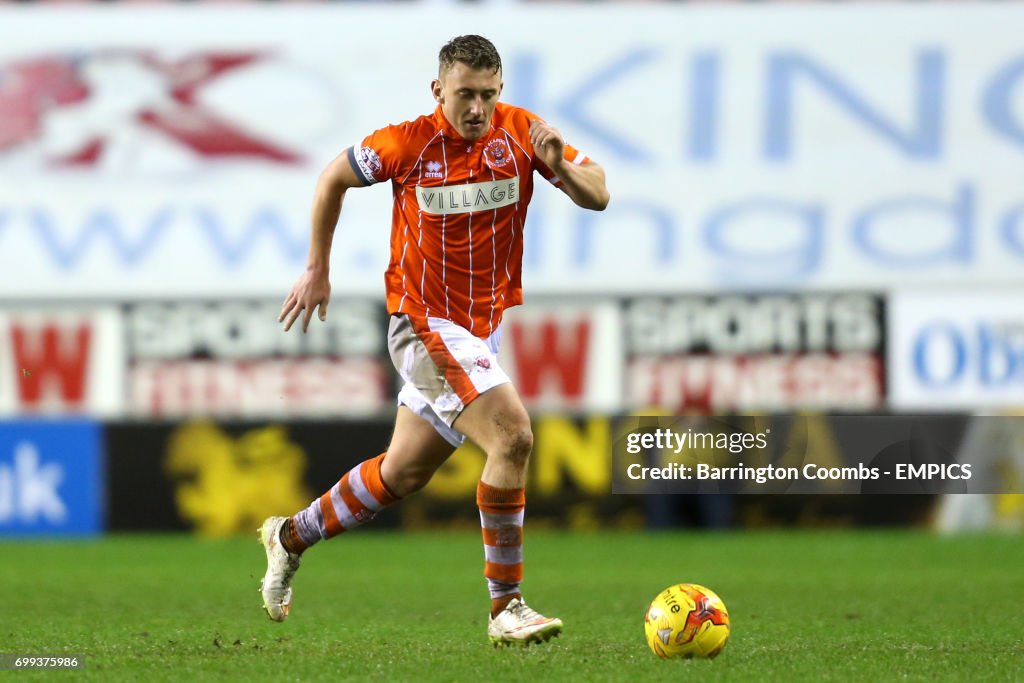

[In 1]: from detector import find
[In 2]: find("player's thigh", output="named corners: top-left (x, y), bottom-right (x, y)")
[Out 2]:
top-left (382, 406), bottom-right (457, 493)
top-left (452, 383), bottom-right (532, 456)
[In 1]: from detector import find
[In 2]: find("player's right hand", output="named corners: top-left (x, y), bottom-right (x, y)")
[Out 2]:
top-left (279, 270), bottom-right (331, 333)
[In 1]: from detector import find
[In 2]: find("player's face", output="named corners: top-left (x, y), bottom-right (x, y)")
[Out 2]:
top-left (433, 62), bottom-right (503, 141)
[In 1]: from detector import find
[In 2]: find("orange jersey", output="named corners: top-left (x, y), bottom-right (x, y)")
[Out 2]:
top-left (350, 102), bottom-right (589, 338)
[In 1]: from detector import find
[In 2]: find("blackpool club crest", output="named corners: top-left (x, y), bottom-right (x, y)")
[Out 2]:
top-left (483, 138), bottom-right (511, 168)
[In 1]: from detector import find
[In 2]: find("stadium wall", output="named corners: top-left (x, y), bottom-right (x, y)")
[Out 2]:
top-left (1, 3), bottom-right (1021, 534)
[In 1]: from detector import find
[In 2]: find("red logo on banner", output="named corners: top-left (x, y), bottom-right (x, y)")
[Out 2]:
top-left (11, 322), bottom-right (92, 407)
top-left (0, 51), bottom-right (302, 167)
top-left (509, 318), bottom-right (590, 404)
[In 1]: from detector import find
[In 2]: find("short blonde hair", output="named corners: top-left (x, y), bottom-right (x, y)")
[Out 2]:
top-left (438, 35), bottom-right (502, 77)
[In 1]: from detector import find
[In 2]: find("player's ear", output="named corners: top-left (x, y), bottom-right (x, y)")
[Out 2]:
top-left (431, 79), bottom-right (442, 103)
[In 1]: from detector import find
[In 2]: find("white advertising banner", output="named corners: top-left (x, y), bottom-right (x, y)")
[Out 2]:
top-left (123, 300), bottom-right (390, 418)
top-left (889, 290), bottom-right (1024, 409)
top-left (624, 293), bottom-right (886, 411)
top-left (499, 302), bottom-right (623, 413)
top-left (0, 5), bottom-right (1022, 299)
top-left (0, 307), bottom-right (125, 416)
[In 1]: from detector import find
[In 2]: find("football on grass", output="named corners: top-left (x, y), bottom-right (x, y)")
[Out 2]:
top-left (644, 583), bottom-right (730, 659)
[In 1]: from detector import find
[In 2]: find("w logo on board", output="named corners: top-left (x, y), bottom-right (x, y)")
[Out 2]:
top-left (12, 323), bottom-right (92, 407)
top-left (0, 309), bottom-right (124, 415)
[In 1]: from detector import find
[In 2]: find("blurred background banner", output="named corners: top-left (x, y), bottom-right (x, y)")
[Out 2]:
top-left (889, 289), bottom-right (1024, 410)
top-left (0, 2), bottom-right (1022, 535)
top-left (0, 5), bottom-right (1021, 298)
top-left (0, 419), bottom-right (103, 536)
top-left (123, 299), bottom-right (389, 417)
top-left (1, 295), bottom-right (886, 418)
top-left (101, 415), bottom-right (992, 535)
top-left (0, 306), bottom-right (125, 415)
top-left (621, 292), bottom-right (885, 412)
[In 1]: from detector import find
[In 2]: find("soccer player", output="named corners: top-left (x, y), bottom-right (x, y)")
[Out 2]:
top-left (259, 34), bottom-right (609, 646)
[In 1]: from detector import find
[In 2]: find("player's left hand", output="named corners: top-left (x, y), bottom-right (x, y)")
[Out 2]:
top-left (529, 119), bottom-right (565, 169)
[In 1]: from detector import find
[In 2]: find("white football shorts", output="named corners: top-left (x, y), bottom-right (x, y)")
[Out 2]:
top-left (386, 313), bottom-right (511, 447)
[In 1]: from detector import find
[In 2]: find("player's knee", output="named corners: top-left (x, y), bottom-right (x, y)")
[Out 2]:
top-left (496, 427), bottom-right (534, 469)
top-left (387, 464), bottom-right (436, 497)
top-left (381, 455), bottom-right (439, 497)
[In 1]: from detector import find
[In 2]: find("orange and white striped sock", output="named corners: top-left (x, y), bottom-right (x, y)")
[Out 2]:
top-left (477, 481), bottom-right (525, 616)
top-left (287, 453), bottom-right (400, 552)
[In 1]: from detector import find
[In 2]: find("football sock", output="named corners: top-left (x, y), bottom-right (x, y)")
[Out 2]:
top-left (279, 518), bottom-right (307, 555)
top-left (289, 453), bottom-right (400, 550)
top-left (490, 592), bottom-right (522, 618)
top-left (477, 480), bottom-right (525, 617)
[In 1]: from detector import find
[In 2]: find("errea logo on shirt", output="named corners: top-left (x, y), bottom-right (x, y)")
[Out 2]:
top-left (424, 160), bottom-right (443, 179)
top-left (416, 178), bottom-right (519, 215)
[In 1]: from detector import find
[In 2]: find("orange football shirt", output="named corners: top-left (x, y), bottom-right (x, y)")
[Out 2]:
top-left (349, 102), bottom-right (589, 338)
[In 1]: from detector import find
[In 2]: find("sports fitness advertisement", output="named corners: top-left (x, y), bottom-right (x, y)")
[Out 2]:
top-left (622, 293), bottom-right (885, 412)
top-left (123, 299), bottom-right (389, 417)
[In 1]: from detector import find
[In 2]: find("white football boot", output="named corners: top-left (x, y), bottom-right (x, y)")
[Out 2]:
top-left (258, 516), bottom-right (301, 622)
top-left (488, 597), bottom-right (563, 646)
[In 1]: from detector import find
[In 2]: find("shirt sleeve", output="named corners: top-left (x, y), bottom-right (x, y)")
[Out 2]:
top-left (348, 125), bottom-right (405, 186)
top-left (533, 142), bottom-right (590, 189)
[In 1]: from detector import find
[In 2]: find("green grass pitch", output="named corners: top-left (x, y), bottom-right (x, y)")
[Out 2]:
top-left (1, 531), bottom-right (1022, 681)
